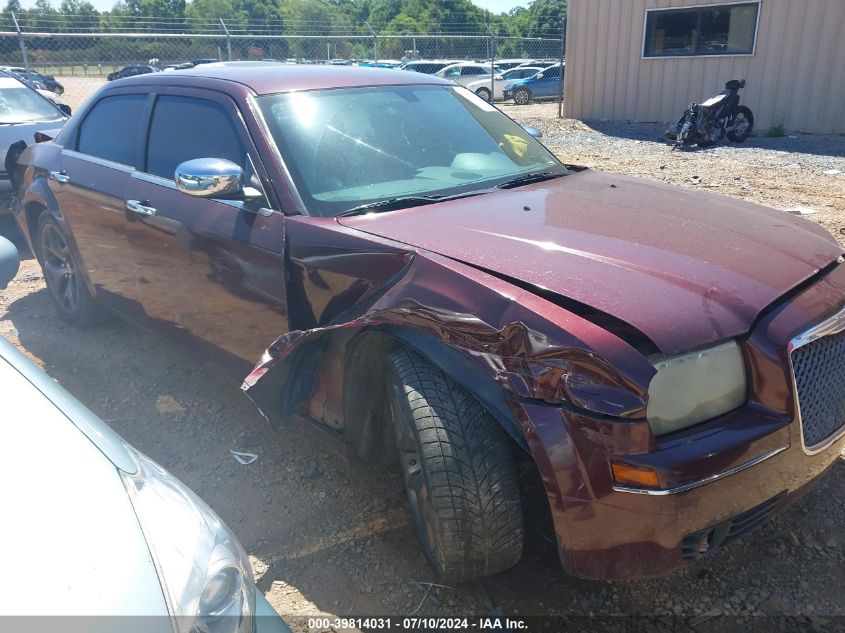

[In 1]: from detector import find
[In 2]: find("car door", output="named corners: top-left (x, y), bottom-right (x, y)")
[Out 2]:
top-left (51, 91), bottom-right (149, 304)
top-left (536, 66), bottom-right (562, 98)
top-left (123, 89), bottom-right (288, 374)
top-left (458, 65), bottom-right (488, 86)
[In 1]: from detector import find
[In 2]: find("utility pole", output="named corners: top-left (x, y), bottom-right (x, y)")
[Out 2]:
top-left (11, 12), bottom-right (30, 71)
top-left (558, 16), bottom-right (566, 118)
top-left (219, 18), bottom-right (232, 61)
top-left (365, 21), bottom-right (377, 63)
top-left (487, 24), bottom-right (495, 103)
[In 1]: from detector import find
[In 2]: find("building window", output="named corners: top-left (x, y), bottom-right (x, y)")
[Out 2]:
top-left (644, 2), bottom-right (759, 57)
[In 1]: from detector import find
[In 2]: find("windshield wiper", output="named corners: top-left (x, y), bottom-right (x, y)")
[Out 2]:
top-left (496, 170), bottom-right (567, 189)
top-left (337, 190), bottom-right (488, 217)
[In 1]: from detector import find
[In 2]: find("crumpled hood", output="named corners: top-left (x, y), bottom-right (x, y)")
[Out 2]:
top-left (338, 170), bottom-right (844, 355)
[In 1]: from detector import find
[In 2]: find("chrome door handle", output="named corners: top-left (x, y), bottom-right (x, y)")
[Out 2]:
top-left (125, 199), bottom-right (157, 217)
top-left (49, 170), bottom-right (70, 184)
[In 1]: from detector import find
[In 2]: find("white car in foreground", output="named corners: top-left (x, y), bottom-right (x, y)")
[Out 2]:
top-left (0, 236), bottom-right (289, 633)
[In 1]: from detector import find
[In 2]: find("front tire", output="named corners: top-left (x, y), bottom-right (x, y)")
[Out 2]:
top-left (385, 348), bottom-right (524, 583)
top-left (727, 106), bottom-right (754, 142)
top-left (36, 214), bottom-right (108, 327)
top-left (513, 87), bottom-right (531, 105)
top-left (476, 87), bottom-right (492, 102)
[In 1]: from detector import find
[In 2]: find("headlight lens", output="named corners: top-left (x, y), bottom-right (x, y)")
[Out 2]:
top-left (121, 446), bottom-right (255, 633)
top-left (647, 340), bottom-right (746, 436)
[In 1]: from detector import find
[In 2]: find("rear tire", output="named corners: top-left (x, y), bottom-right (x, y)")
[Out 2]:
top-left (513, 87), bottom-right (531, 105)
top-left (476, 87), bottom-right (492, 102)
top-left (385, 348), bottom-right (524, 583)
top-left (727, 106), bottom-right (754, 142)
top-left (36, 213), bottom-right (109, 327)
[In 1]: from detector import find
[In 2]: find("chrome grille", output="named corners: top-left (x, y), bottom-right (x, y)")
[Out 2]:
top-left (792, 329), bottom-right (845, 450)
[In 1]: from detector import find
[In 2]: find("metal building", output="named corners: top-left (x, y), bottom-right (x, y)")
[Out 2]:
top-left (563, 0), bottom-right (845, 133)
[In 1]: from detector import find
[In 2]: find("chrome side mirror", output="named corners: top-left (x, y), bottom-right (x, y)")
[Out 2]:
top-left (522, 125), bottom-right (543, 139)
top-left (0, 235), bottom-right (20, 289)
top-left (175, 158), bottom-right (246, 198)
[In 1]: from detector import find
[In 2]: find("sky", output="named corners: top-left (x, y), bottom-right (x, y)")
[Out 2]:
top-left (20, 0), bottom-right (530, 17)
top-left (474, 0), bottom-right (529, 13)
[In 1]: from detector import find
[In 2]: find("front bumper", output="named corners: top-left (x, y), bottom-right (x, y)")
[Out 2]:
top-left (520, 261), bottom-right (845, 581)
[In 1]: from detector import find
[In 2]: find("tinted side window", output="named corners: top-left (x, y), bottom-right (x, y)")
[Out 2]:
top-left (77, 94), bottom-right (146, 165)
top-left (543, 66), bottom-right (560, 79)
top-left (462, 67), bottom-right (486, 76)
top-left (145, 95), bottom-right (245, 179)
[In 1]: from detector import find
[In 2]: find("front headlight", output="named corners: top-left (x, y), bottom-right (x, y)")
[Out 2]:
top-left (647, 340), bottom-right (746, 436)
top-left (121, 446), bottom-right (255, 633)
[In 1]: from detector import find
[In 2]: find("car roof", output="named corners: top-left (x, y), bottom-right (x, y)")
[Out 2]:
top-left (442, 61), bottom-right (493, 67)
top-left (120, 64), bottom-right (451, 94)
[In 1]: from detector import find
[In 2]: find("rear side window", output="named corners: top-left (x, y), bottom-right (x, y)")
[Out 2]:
top-left (77, 94), bottom-right (146, 165)
top-left (462, 66), bottom-right (486, 76)
top-left (145, 95), bottom-right (245, 179)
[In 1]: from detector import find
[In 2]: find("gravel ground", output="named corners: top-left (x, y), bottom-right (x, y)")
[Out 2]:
top-left (501, 102), bottom-right (845, 247)
top-left (1, 99), bottom-right (844, 630)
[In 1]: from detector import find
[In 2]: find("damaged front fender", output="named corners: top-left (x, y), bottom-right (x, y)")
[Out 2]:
top-left (242, 225), bottom-right (656, 449)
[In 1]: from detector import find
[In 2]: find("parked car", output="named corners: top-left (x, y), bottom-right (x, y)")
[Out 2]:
top-left (107, 65), bottom-right (157, 81)
top-left (0, 65), bottom-right (67, 106)
top-left (0, 236), bottom-right (289, 632)
top-left (492, 58), bottom-right (543, 71)
top-left (434, 61), bottom-right (501, 86)
top-left (504, 63), bottom-right (564, 104)
top-left (465, 66), bottom-right (544, 101)
top-left (399, 60), bottom-right (454, 74)
top-left (2, 66), bottom-right (64, 94)
top-left (10, 65), bottom-right (845, 585)
top-left (0, 71), bottom-right (69, 213)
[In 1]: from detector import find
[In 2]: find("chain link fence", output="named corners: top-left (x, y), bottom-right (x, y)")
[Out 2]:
top-left (0, 13), bottom-right (563, 113)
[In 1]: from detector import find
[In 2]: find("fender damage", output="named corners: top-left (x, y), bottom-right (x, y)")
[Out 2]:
top-left (241, 223), bottom-right (657, 448)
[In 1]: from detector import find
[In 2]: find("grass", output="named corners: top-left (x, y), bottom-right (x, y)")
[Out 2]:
top-left (23, 64), bottom-right (124, 77)
top-left (766, 121), bottom-right (787, 138)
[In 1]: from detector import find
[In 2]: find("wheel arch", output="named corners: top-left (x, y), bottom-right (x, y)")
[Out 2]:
top-left (343, 326), bottom-right (530, 465)
top-left (22, 179), bottom-right (96, 296)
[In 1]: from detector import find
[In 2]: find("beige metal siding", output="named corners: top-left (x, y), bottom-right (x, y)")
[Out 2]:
top-left (564, 0), bottom-right (845, 133)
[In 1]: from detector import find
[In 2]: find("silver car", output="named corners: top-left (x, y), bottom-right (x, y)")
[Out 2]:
top-left (0, 72), bottom-right (69, 213)
top-left (0, 235), bottom-right (289, 633)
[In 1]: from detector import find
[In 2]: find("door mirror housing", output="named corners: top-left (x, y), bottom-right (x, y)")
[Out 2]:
top-left (522, 125), bottom-right (543, 139)
top-left (58, 103), bottom-right (72, 117)
top-left (536, 73), bottom-right (544, 79)
top-left (174, 158), bottom-right (258, 199)
top-left (0, 235), bottom-right (20, 289)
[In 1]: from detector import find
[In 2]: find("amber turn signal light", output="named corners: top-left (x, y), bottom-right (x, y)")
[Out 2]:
top-left (611, 462), bottom-right (660, 488)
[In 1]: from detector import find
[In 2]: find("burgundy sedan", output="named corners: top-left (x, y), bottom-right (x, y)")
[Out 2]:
top-left (10, 66), bottom-right (845, 583)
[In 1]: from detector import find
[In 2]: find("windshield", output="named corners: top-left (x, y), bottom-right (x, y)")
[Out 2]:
top-left (0, 78), bottom-right (61, 124)
top-left (258, 84), bottom-right (565, 217)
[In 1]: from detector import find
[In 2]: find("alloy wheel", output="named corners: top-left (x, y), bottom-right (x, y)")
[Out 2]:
top-left (387, 397), bottom-right (438, 566)
top-left (40, 223), bottom-right (79, 314)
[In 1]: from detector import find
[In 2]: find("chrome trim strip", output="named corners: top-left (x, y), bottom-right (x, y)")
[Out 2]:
top-left (612, 444), bottom-right (789, 496)
top-left (788, 302), bottom-right (845, 456)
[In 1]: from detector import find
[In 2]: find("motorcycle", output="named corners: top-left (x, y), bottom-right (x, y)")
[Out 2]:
top-left (666, 79), bottom-right (754, 149)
